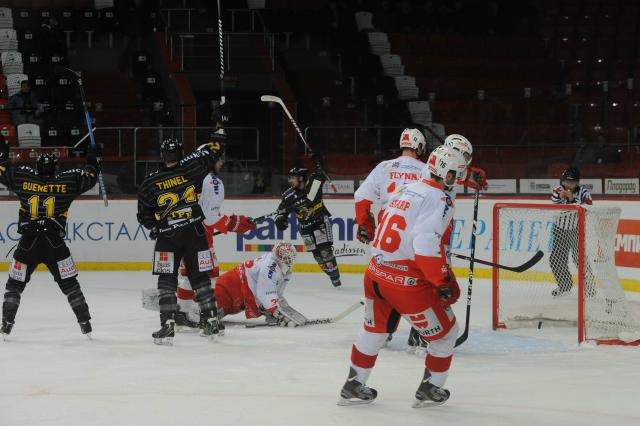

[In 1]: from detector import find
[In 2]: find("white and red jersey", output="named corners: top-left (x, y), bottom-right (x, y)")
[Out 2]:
top-left (199, 172), bottom-right (226, 228)
top-left (355, 156), bottom-right (427, 223)
top-left (239, 252), bottom-right (291, 315)
top-left (367, 178), bottom-right (454, 288)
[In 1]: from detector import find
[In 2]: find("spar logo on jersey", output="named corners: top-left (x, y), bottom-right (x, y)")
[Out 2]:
top-left (267, 261), bottom-right (277, 279)
top-left (8, 259), bottom-right (26, 282)
top-left (209, 175), bottom-right (220, 195)
top-left (197, 250), bottom-right (213, 272)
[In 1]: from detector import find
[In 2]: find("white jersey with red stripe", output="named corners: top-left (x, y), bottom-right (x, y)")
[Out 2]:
top-left (355, 155), bottom-right (427, 211)
top-left (199, 172), bottom-right (226, 227)
top-left (242, 252), bottom-right (291, 314)
top-left (367, 178), bottom-right (454, 288)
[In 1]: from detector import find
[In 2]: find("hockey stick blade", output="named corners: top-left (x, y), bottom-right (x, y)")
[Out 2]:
top-left (451, 250), bottom-right (543, 273)
top-left (241, 301), bottom-right (364, 328)
top-left (260, 95), bottom-right (283, 104)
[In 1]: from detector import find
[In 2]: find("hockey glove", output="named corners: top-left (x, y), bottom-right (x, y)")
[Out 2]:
top-left (461, 166), bottom-right (487, 191)
top-left (270, 309), bottom-right (291, 327)
top-left (437, 275), bottom-right (460, 306)
top-left (275, 214), bottom-right (289, 231)
top-left (356, 211), bottom-right (376, 244)
top-left (226, 214), bottom-right (256, 234)
top-left (149, 226), bottom-right (159, 240)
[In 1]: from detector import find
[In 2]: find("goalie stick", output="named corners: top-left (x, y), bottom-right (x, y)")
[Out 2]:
top-left (260, 95), bottom-right (337, 192)
top-left (451, 250), bottom-right (544, 273)
top-left (244, 300), bottom-right (364, 328)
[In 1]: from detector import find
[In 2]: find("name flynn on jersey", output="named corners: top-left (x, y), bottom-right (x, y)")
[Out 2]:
top-left (22, 182), bottom-right (68, 193)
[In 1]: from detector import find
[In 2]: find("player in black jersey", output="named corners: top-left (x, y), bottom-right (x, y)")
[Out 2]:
top-left (275, 166), bottom-right (342, 287)
top-left (0, 137), bottom-right (98, 338)
top-left (137, 138), bottom-right (223, 345)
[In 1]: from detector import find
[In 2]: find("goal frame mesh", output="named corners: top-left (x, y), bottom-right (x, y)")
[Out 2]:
top-left (491, 202), bottom-right (640, 346)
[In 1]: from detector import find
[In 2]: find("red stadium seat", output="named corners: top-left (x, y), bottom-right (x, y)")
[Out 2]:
top-left (0, 123), bottom-right (16, 146)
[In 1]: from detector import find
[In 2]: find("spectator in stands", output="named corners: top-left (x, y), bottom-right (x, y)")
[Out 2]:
top-left (8, 81), bottom-right (40, 126)
top-left (40, 17), bottom-right (65, 54)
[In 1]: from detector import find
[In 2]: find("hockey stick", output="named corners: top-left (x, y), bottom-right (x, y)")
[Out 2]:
top-left (455, 188), bottom-right (479, 348)
top-left (245, 300), bottom-right (364, 328)
top-left (451, 250), bottom-right (544, 273)
top-left (56, 66), bottom-right (108, 206)
top-left (211, 210), bottom-right (280, 236)
top-left (217, 0), bottom-right (225, 105)
top-left (260, 95), bottom-right (337, 192)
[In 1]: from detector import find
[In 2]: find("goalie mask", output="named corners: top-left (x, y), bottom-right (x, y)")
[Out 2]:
top-left (160, 138), bottom-right (183, 164)
top-left (273, 242), bottom-right (297, 273)
top-left (444, 134), bottom-right (473, 165)
top-left (36, 153), bottom-right (58, 179)
top-left (399, 128), bottom-right (426, 156)
top-left (427, 146), bottom-right (467, 190)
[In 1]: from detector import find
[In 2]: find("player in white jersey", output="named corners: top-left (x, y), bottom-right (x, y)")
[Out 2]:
top-left (174, 130), bottom-right (257, 328)
top-left (179, 242), bottom-right (305, 326)
top-left (354, 128), bottom-right (427, 244)
top-left (338, 146), bottom-right (467, 408)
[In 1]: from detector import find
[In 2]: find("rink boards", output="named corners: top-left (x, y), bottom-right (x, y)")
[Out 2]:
top-left (0, 196), bottom-right (639, 291)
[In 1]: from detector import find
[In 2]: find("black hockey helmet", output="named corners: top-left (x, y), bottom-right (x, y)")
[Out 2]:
top-left (288, 167), bottom-right (308, 179)
top-left (36, 153), bottom-right (57, 179)
top-left (561, 166), bottom-right (580, 182)
top-left (160, 138), bottom-right (183, 164)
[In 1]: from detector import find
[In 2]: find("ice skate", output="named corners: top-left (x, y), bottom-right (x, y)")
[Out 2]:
top-left (337, 367), bottom-right (377, 406)
top-left (413, 370), bottom-right (450, 408)
top-left (551, 286), bottom-right (572, 297)
top-left (199, 310), bottom-right (223, 339)
top-left (407, 327), bottom-right (428, 355)
top-left (332, 278), bottom-right (342, 288)
top-left (79, 320), bottom-right (92, 339)
top-left (1, 320), bottom-right (13, 340)
top-left (175, 310), bottom-right (199, 330)
top-left (152, 319), bottom-right (175, 346)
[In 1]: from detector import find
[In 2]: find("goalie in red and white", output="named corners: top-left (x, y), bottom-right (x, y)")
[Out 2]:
top-left (174, 129), bottom-right (257, 327)
top-left (176, 242), bottom-right (306, 327)
top-left (338, 146), bottom-right (468, 408)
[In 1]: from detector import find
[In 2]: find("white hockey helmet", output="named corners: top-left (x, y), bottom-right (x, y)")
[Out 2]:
top-left (273, 242), bottom-right (297, 272)
top-left (399, 128), bottom-right (426, 156)
top-left (444, 134), bottom-right (473, 165)
top-left (427, 145), bottom-right (467, 188)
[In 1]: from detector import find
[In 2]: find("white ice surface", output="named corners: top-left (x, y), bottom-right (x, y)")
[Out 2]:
top-left (1, 272), bottom-right (639, 426)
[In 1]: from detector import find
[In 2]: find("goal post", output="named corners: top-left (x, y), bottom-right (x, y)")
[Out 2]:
top-left (492, 203), bottom-right (640, 345)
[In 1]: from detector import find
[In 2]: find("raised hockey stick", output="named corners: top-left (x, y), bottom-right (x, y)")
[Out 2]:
top-left (451, 250), bottom-right (544, 273)
top-left (260, 95), bottom-right (337, 192)
top-left (245, 300), bottom-right (364, 328)
top-left (217, 0), bottom-right (225, 104)
top-left (56, 66), bottom-right (108, 206)
top-left (455, 188), bottom-right (480, 348)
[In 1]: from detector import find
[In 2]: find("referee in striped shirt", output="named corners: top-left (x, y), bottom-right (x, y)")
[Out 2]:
top-left (549, 167), bottom-right (595, 297)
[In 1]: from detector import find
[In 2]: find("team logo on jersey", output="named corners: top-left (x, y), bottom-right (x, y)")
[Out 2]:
top-left (8, 259), bottom-right (26, 282)
top-left (197, 250), bottom-right (214, 272)
top-left (267, 262), bottom-right (277, 279)
top-left (153, 251), bottom-right (174, 274)
top-left (57, 256), bottom-right (78, 280)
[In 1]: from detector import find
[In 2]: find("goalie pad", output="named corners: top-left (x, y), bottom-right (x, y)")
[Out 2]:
top-left (277, 296), bottom-right (308, 326)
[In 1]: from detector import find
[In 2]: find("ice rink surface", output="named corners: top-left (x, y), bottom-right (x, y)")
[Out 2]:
top-left (1, 271), bottom-right (639, 426)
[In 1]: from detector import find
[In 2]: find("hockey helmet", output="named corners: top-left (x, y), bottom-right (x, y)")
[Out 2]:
top-left (273, 242), bottom-right (297, 272)
top-left (288, 167), bottom-right (309, 179)
top-left (444, 134), bottom-right (473, 165)
top-left (399, 128), bottom-right (426, 155)
top-left (36, 153), bottom-right (58, 179)
top-left (427, 145), bottom-right (467, 188)
top-left (561, 166), bottom-right (580, 182)
top-left (160, 138), bottom-right (183, 164)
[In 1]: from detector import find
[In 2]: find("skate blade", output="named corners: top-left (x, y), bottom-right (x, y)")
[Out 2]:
top-left (412, 398), bottom-right (447, 408)
top-left (199, 332), bottom-right (220, 341)
top-left (1, 334), bottom-right (7, 342)
top-left (153, 337), bottom-right (174, 346)
top-left (337, 398), bottom-right (374, 406)
top-left (84, 333), bottom-right (92, 340)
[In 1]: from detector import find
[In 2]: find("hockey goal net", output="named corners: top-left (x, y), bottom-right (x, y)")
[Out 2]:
top-left (492, 203), bottom-right (640, 345)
